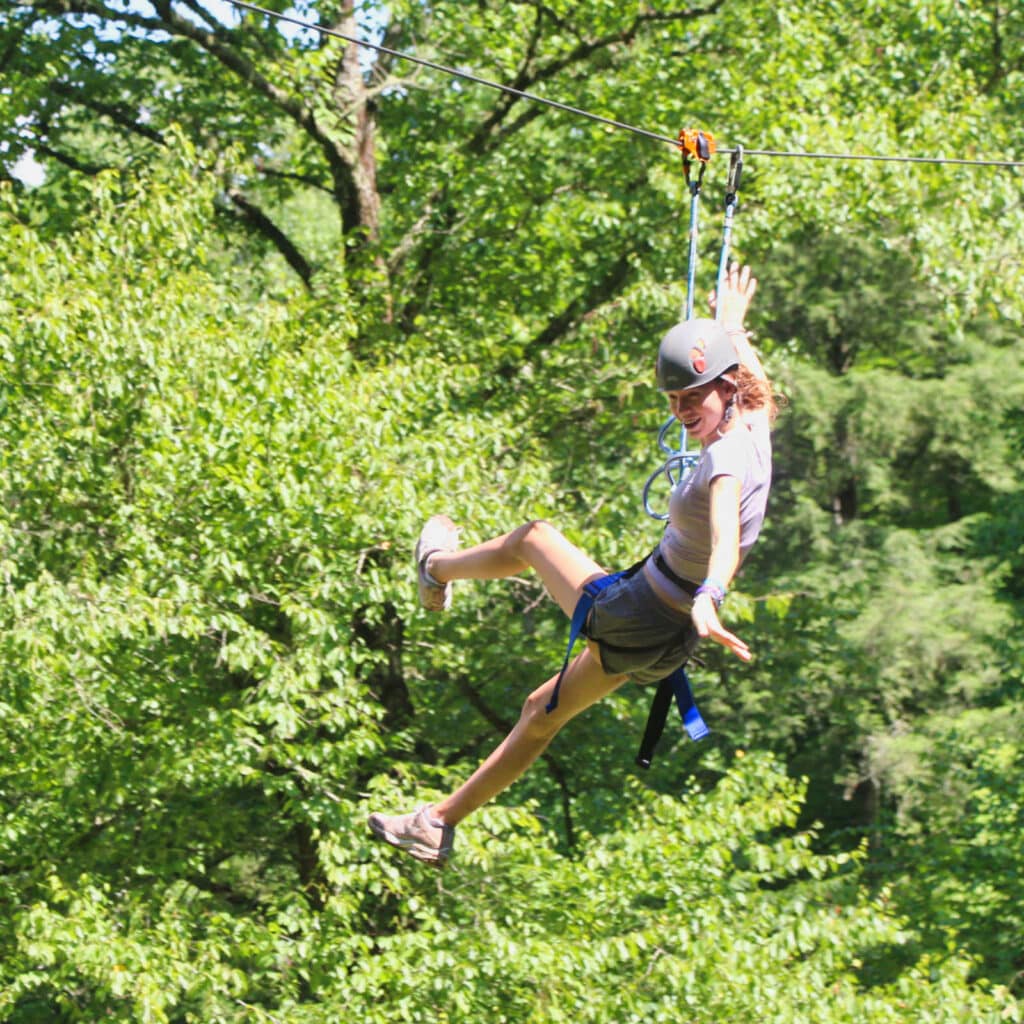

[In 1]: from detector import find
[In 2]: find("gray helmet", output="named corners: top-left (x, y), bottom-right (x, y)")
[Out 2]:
top-left (656, 318), bottom-right (738, 391)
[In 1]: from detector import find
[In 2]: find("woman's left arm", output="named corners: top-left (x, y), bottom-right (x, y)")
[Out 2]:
top-left (690, 474), bottom-right (752, 662)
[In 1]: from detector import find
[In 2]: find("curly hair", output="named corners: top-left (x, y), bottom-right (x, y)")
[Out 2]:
top-left (732, 365), bottom-right (780, 423)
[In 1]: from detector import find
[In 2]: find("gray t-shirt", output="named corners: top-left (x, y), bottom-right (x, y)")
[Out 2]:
top-left (647, 410), bottom-right (772, 606)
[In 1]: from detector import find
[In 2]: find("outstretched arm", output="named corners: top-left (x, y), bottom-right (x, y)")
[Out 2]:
top-left (711, 262), bottom-right (768, 383)
top-left (690, 474), bottom-right (752, 662)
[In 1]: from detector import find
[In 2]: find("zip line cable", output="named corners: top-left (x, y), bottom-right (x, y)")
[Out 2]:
top-left (224, 0), bottom-right (677, 148)
top-left (736, 148), bottom-right (1023, 168)
top-left (221, 0), bottom-right (1024, 170)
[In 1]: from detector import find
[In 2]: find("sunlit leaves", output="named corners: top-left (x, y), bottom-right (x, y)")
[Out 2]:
top-left (1, 0), bottom-right (1023, 1019)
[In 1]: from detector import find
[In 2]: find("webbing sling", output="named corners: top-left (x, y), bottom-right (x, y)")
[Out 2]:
top-left (546, 561), bottom-right (710, 765)
top-left (635, 666), bottom-right (708, 769)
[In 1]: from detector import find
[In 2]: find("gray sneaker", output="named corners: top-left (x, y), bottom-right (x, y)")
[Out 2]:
top-left (415, 515), bottom-right (459, 611)
top-left (367, 805), bottom-right (455, 865)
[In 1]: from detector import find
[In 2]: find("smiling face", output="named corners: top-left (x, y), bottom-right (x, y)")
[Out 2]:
top-left (665, 379), bottom-right (734, 444)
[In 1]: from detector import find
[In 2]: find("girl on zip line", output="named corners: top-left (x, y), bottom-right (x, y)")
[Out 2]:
top-left (369, 262), bottom-right (776, 865)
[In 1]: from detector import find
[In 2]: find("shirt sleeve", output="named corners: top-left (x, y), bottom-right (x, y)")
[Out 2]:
top-left (705, 430), bottom-right (751, 482)
top-left (745, 407), bottom-right (772, 439)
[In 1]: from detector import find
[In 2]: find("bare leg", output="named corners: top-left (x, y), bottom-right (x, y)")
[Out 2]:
top-left (422, 520), bottom-right (622, 826)
top-left (432, 644), bottom-right (627, 826)
top-left (427, 519), bottom-right (605, 617)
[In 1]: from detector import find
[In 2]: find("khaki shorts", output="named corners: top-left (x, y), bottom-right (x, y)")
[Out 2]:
top-left (583, 568), bottom-right (699, 684)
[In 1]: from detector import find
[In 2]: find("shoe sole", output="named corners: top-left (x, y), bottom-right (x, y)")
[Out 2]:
top-left (368, 817), bottom-right (449, 866)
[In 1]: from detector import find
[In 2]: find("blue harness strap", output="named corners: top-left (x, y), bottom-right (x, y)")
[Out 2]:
top-left (546, 568), bottom-right (710, 766)
top-left (671, 666), bottom-right (709, 742)
top-left (545, 570), bottom-right (627, 714)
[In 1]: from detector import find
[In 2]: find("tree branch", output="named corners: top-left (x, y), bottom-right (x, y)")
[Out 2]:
top-left (499, 246), bottom-right (642, 381)
top-left (147, 0), bottom-right (314, 130)
top-left (467, 1), bottom-right (725, 154)
top-left (50, 80), bottom-right (166, 146)
top-left (139, 0), bottom-right (372, 238)
top-left (33, 0), bottom-right (380, 246)
top-left (254, 160), bottom-right (334, 195)
top-left (27, 0), bottom-right (170, 37)
top-left (0, 23), bottom-right (23, 76)
top-left (389, 4), bottom-right (715, 288)
top-left (225, 186), bottom-right (314, 287)
top-left (983, 1), bottom-right (1023, 95)
top-left (175, 0), bottom-right (235, 36)
top-left (33, 140), bottom-right (107, 175)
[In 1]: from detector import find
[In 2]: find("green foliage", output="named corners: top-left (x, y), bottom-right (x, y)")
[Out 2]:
top-left (1, 0), bottom-right (1023, 1019)
top-left (3, 749), bottom-right (1020, 1022)
top-left (339, 755), bottom-right (1016, 1024)
top-left (870, 721), bottom-right (1024, 987)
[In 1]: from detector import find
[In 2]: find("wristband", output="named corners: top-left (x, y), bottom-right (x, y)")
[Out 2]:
top-left (695, 577), bottom-right (727, 607)
top-left (703, 576), bottom-right (728, 595)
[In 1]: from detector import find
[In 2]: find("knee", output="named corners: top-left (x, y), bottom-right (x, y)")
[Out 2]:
top-left (507, 519), bottom-right (558, 559)
top-left (517, 688), bottom-right (563, 743)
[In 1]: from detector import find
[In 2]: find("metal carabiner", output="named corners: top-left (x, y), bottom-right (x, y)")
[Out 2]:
top-left (715, 145), bottom-right (744, 315)
top-left (643, 416), bottom-right (700, 520)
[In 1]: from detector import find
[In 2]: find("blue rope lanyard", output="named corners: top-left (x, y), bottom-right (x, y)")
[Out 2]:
top-left (642, 140), bottom-right (743, 522)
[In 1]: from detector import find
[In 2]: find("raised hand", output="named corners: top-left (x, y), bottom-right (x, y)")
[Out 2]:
top-left (709, 261), bottom-right (758, 329)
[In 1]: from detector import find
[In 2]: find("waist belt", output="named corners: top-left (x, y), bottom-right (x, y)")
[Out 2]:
top-left (651, 550), bottom-right (700, 598)
top-left (546, 553), bottom-right (709, 766)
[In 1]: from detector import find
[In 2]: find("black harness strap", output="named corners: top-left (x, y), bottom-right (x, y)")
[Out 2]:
top-left (650, 550), bottom-right (699, 597)
top-left (637, 675), bottom-right (675, 768)
top-left (636, 665), bottom-right (708, 769)
top-left (637, 553), bottom-right (709, 765)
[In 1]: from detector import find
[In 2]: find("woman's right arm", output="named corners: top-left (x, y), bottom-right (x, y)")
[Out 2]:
top-left (712, 262), bottom-right (768, 383)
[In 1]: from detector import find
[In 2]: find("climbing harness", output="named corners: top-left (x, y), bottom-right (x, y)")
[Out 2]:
top-left (546, 555), bottom-right (709, 767)
top-left (550, 130), bottom-right (740, 763)
top-left (546, 567), bottom-right (633, 715)
top-left (642, 134), bottom-right (743, 523)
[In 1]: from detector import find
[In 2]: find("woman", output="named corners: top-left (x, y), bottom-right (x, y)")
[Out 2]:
top-left (369, 263), bottom-right (775, 865)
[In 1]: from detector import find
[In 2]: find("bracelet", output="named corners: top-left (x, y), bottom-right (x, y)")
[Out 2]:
top-left (695, 577), bottom-right (727, 607)
top-left (703, 576), bottom-right (728, 596)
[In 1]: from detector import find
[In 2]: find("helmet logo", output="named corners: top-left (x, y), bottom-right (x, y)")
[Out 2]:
top-left (690, 337), bottom-right (707, 374)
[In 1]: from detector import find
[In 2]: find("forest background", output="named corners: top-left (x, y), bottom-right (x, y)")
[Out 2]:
top-left (1, 0), bottom-right (1022, 1021)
